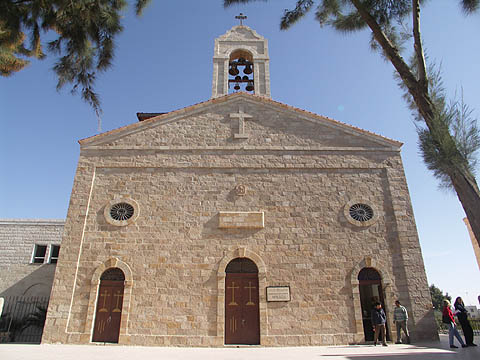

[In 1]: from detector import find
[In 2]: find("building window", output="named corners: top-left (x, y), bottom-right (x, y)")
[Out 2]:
top-left (32, 245), bottom-right (47, 264)
top-left (49, 245), bottom-right (60, 264)
top-left (110, 202), bottom-right (135, 221)
top-left (104, 197), bottom-right (140, 226)
top-left (344, 199), bottom-right (379, 227)
top-left (349, 203), bottom-right (374, 222)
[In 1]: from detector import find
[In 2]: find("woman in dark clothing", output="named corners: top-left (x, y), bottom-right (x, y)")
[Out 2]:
top-left (454, 297), bottom-right (477, 346)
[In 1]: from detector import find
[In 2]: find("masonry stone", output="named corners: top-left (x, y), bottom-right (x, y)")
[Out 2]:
top-left (42, 25), bottom-right (437, 347)
top-left (0, 219), bottom-right (64, 298)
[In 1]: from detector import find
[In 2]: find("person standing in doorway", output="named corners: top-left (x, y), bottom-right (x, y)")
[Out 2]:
top-left (454, 297), bottom-right (477, 347)
top-left (443, 299), bottom-right (467, 349)
top-left (393, 300), bottom-right (410, 344)
top-left (371, 302), bottom-right (388, 346)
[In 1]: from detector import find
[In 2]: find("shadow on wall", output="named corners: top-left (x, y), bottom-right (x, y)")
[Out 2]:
top-left (413, 308), bottom-right (440, 342)
top-left (0, 264), bottom-right (57, 298)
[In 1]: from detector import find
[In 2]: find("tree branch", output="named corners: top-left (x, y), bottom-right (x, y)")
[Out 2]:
top-left (12, 0), bottom-right (34, 4)
top-left (349, 0), bottom-right (436, 126)
top-left (348, 1), bottom-right (415, 89)
top-left (412, 0), bottom-right (428, 93)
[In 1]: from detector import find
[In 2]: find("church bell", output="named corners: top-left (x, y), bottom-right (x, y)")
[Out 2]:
top-left (243, 63), bottom-right (253, 74)
top-left (229, 64), bottom-right (239, 76)
top-left (227, 56), bottom-right (255, 94)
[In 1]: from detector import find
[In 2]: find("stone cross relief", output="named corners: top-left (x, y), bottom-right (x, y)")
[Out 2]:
top-left (230, 107), bottom-right (252, 139)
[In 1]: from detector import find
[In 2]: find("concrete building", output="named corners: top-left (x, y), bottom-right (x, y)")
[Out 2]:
top-left (42, 25), bottom-right (437, 346)
top-left (0, 219), bottom-right (63, 298)
top-left (465, 306), bottom-right (480, 319)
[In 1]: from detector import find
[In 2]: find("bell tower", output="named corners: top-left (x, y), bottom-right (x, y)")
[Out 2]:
top-left (211, 17), bottom-right (271, 99)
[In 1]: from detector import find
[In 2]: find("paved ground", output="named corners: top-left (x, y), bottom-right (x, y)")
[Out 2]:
top-left (1, 335), bottom-right (479, 360)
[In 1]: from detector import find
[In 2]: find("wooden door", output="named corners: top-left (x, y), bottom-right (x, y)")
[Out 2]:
top-left (92, 280), bottom-right (124, 343)
top-left (225, 273), bottom-right (260, 344)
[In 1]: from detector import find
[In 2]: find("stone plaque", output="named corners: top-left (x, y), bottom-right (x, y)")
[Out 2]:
top-left (218, 211), bottom-right (264, 229)
top-left (266, 286), bottom-right (291, 302)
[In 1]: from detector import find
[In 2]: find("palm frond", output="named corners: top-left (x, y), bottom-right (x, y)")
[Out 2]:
top-left (281, 0), bottom-right (314, 30)
top-left (135, 0), bottom-right (152, 16)
top-left (460, 0), bottom-right (480, 14)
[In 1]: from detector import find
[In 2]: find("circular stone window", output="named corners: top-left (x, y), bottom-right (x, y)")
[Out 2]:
top-left (344, 200), bottom-right (378, 227)
top-left (110, 202), bottom-right (134, 221)
top-left (349, 203), bottom-right (374, 222)
top-left (104, 198), bottom-right (139, 226)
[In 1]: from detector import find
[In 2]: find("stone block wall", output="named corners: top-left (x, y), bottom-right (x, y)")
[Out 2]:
top-left (43, 95), bottom-right (437, 346)
top-left (0, 219), bottom-right (64, 298)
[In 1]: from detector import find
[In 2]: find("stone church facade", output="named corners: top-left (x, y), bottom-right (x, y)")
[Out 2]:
top-left (42, 25), bottom-right (437, 346)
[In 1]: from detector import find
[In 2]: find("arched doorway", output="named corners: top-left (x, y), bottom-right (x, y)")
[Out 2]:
top-left (225, 258), bottom-right (260, 345)
top-left (92, 268), bottom-right (125, 343)
top-left (358, 267), bottom-right (389, 342)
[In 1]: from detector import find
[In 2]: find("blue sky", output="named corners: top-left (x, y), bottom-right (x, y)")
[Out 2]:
top-left (1, 1), bottom-right (479, 305)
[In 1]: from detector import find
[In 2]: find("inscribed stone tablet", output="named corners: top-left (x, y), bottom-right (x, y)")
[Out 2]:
top-left (266, 286), bottom-right (291, 302)
top-left (218, 211), bottom-right (264, 229)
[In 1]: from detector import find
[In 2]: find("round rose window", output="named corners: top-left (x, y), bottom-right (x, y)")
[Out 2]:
top-left (109, 202), bottom-right (135, 221)
top-left (349, 203), bottom-right (374, 222)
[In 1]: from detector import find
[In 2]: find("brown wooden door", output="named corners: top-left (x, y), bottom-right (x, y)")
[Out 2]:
top-left (92, 280), bottom-right (124, 343)
top-left (225, 273), bottom-right (260, 344)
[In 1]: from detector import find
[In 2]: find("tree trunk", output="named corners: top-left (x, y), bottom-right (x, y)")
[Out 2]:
top-left (349, 0), bottom-right (419, 94)
top-left (412, 0), bottom-right (428, 93)
top-left (450, 170), bottom-right (480, 250)
top-left (350, 0), bottom-right (480, 250)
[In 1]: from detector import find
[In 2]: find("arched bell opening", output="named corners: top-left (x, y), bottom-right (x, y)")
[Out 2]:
top-left (225, 257), bottom-right (260, 345)
top-left (228, 50), bottom-right (254, 94)
top-left (92, 267), bottom-right (125, 343)
top-left (358, 267), bottom-right (390, 342)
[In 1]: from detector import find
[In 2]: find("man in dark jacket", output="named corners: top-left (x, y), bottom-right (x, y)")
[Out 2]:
top-left (371, 302), bottom-right (388, 346)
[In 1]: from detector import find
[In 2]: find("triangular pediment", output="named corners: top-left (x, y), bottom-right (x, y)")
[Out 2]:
top-left (80, 93), bottom-right (401, 151)
top-left (217, 25), bottom-right (264, 42)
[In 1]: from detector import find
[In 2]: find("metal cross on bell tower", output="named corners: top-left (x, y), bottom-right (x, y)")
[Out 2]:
top-left (235, 13), bottom-right (247, 26)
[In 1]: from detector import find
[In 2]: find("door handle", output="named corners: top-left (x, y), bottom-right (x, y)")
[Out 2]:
top-left (242, 319), bottom-right (246, 326)
top-left (107, 316), bottom-right (112, 323)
